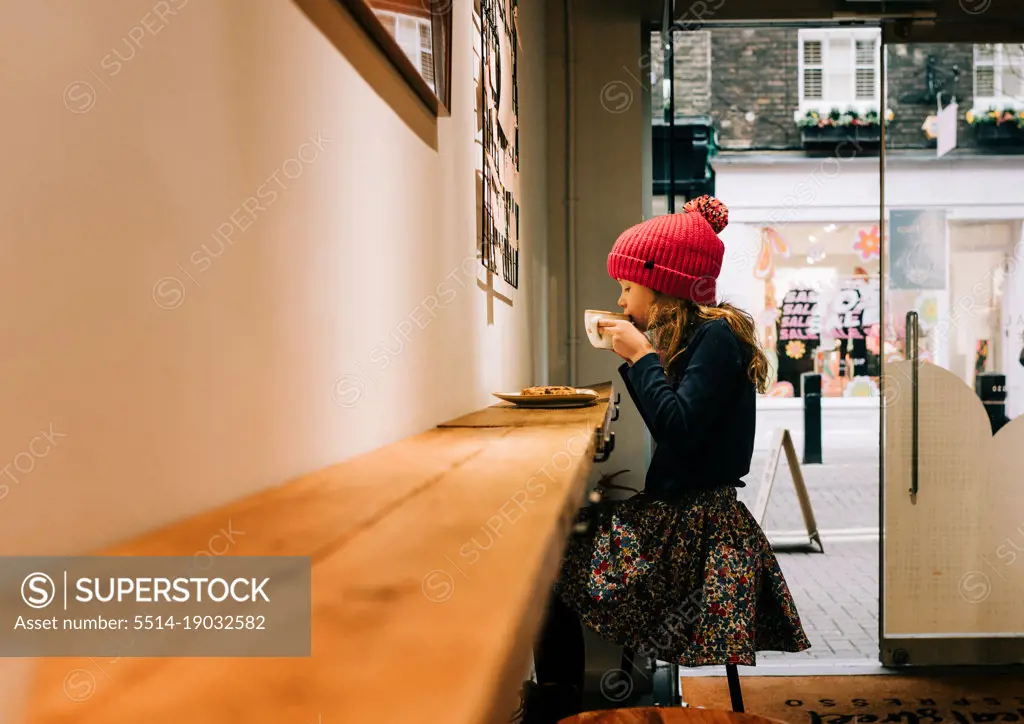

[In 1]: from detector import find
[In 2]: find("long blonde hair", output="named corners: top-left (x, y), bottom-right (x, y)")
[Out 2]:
top-left (646, 294), bottom-right (770, 394)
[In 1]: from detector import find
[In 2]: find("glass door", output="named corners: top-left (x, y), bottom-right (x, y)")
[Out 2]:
top-left (647, 2), bottom-right (1024, 671)
top-left (880, 27), bottom-right (1024, 667)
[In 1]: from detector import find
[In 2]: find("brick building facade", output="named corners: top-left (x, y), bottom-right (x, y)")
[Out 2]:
top-left (651, 29), bottom-right (1019, 153)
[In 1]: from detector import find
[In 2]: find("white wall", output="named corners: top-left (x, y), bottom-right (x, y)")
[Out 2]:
top-left (0, 0), bottom-right (550, 550)
top-left (1, 0), bottom-right (550, 715)
top-left (544, 0), bottom-right (660, 680)
top-left (545, 0), bottom-right (650, 493)
top-left (0, 1), bottom-right (548, 716)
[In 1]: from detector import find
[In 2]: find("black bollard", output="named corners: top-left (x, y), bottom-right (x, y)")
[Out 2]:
top-left (975, 372), bottom-right (1009, 435)
top-left (801, 373), bottom-right (823, 464)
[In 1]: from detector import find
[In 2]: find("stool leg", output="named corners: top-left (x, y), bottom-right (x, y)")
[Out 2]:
top-left (620, 646), bottom-right (634, 677)
top-left (725, 663), bottom-right (744, 713)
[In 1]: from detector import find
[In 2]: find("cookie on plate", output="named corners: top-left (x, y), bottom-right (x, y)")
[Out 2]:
top-left (520, 385), bottom-right (577, 396)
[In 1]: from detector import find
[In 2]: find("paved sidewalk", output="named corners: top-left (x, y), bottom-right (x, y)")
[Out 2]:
top-left (755, 540), bottom-right (879, 665)
top-left (739, 447), bottom-right (880, 665)
top-left (739, 447), bottom-right (880, 534)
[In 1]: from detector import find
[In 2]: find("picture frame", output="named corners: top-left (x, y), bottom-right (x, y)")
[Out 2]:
top-left (337, 0), bottom-right (453, 116)
top-left (475, 0), bottom-right (520, 288)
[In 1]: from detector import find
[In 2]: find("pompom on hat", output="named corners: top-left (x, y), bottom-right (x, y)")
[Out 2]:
top-left (606, 195), bottom-right (728, 305)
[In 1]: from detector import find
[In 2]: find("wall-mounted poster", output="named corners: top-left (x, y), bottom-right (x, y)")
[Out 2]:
top-left (475, 0), bottom-right (520, 288)
top-left (890, 209), bottom-right (947, 290)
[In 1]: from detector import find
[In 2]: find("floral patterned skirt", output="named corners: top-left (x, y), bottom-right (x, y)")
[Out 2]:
top-left (554, 486), bottom-right (811, 667)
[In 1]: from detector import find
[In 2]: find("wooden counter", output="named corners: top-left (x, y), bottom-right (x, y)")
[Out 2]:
top-left (440, 383), bottom-right (613, 428)
top-left (24, 383), bottom-right (617, 724)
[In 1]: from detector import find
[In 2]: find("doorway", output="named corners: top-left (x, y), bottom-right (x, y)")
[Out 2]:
top-left (554, 0), bottom-right (1024, 711)
top-left (646, 4), bottom-right (1024, 677)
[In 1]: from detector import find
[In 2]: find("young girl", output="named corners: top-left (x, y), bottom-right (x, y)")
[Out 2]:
top-left (522, 196), bottom-right (811, 723)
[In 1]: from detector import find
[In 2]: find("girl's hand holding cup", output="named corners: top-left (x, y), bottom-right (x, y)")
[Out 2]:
top-left (596, 319), bottom-right (655, 364)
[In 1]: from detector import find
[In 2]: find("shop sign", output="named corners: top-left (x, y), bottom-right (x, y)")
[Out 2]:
top-left (778, 288), bottom-right (820, 341)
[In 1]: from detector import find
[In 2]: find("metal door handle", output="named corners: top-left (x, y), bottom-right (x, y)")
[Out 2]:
top-left (906, 310), bottom-right (919, 501)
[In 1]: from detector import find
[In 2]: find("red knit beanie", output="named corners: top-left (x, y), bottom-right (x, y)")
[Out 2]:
top-left (606, 195), bottom-right (728, 305)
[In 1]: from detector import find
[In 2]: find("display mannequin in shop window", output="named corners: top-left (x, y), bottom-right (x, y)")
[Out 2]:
top-left (517, 197), bottom-right (811, 723)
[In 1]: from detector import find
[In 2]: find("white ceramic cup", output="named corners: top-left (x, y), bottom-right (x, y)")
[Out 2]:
top-left (584, 309), bottom-right (630, 349)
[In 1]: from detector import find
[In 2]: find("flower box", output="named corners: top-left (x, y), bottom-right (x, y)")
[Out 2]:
top-left (972, 123), bottom-right (1024, 146)
top-left (967, 109), bottom-right (1024, 148)
top-left (795, 108), bottom-right (890, 153)
top-left (800, 125), bottom-right (882, 146)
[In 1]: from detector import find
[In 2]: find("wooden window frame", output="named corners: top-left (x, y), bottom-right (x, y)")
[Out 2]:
top-left (338, 0), bottom-right (452, 117)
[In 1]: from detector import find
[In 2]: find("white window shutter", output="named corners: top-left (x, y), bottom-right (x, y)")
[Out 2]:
top-left (804, 40), bottom-right (823, 65)
top-left (804, 68), bottom-right (823, 100)
top-left (801, 40), bottom-right (824, 102)
top-left (977, 66), bottom-right (997, 98)
top-left (856, 68), bottom-right (875, 100)
top-left (855, 40), bottom-right (875, 65)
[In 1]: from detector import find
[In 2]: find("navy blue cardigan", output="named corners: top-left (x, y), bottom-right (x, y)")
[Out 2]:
top-left (617, 318), bottom-right (756, 500)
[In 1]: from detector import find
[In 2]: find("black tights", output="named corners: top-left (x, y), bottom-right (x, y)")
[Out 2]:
top-left (533, 593), bottom-right (586, 692)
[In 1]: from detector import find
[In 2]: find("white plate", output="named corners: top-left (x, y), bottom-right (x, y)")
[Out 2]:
top-left (492, 388), bottom-right (600, 408)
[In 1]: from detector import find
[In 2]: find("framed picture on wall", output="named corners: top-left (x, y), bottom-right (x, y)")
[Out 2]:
top-left (338, 0), bottom-right (453, 115)
top-left (474, 0), bottom-right (520, 288)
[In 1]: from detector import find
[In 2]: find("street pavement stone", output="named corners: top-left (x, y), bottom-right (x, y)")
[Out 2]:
top-left (738, 447), bottom-right (880, 533)
top-left (739, 447), bottom-right (880, 663)
top-left (754, 541), bottom-right (879, 663)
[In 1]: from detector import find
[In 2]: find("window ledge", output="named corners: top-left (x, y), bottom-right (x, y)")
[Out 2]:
top-left (971, 98), bottom-right (1024, 114)
top-left (795, 102), bottom-right (885, 121)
